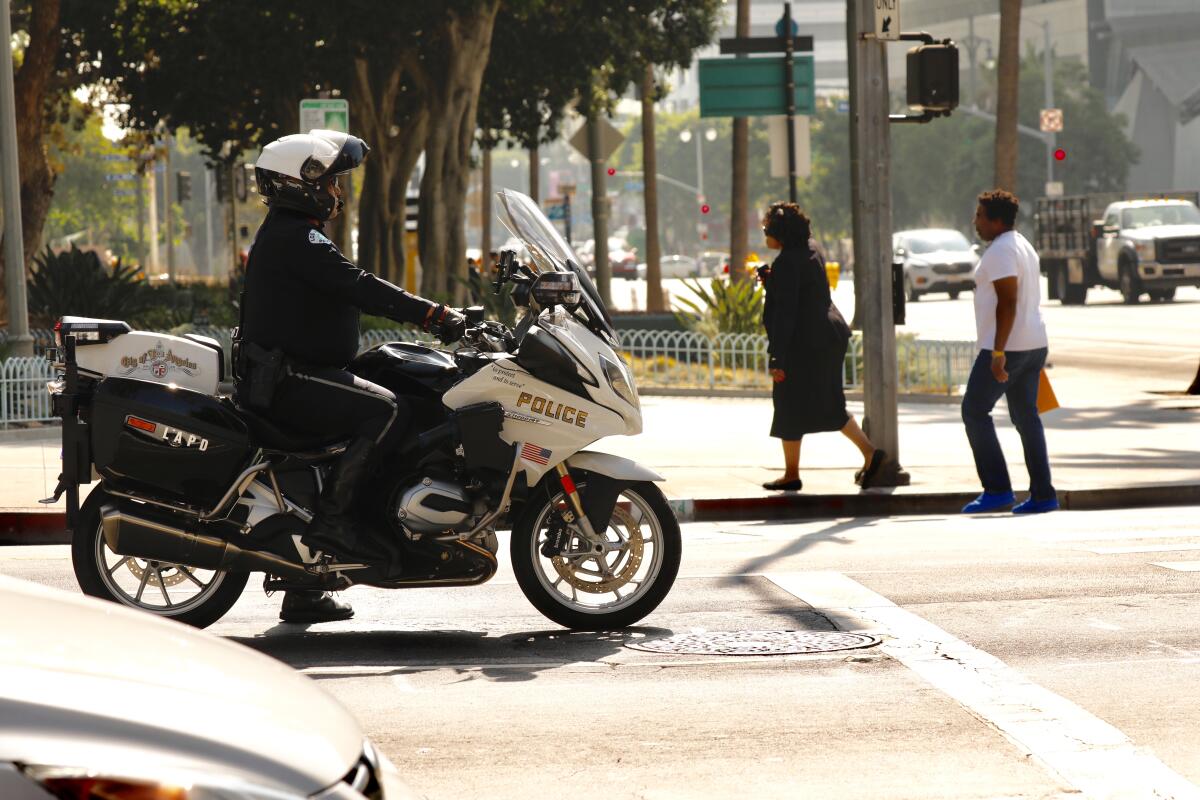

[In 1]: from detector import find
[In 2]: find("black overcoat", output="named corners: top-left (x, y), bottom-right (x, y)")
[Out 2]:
top-left (762, 243), bottom-right (851, 439)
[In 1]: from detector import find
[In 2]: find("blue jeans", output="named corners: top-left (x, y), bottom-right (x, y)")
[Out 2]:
top-left (961, 348), bottom-right (1056, 501)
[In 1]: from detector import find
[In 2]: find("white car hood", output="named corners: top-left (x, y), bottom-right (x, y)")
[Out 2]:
top-left (907, 249), bottom-right (977, 266)
top-left (0, 577), bottom-right (362, 796)
top-left (1124, 224), bottom-right (1200, 241)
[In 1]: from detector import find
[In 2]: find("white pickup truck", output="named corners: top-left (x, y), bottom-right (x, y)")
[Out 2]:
top-left (1035, 192), bottom-right (1200, 305)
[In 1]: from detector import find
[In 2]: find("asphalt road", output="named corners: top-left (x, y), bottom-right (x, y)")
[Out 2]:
top-left (6, 504), bottom-right (1200, 799)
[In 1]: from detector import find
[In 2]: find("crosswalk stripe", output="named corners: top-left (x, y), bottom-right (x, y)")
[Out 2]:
top-left (1151, 561), bottom-right (1200, 572)
top-left (1084, 544), bottom-right (1200, 554)
top-left (766, 571), bottom-right (1200, 800)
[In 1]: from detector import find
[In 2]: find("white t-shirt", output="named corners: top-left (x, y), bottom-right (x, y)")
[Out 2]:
top-left (973, 230), bottom-right (1048, 351)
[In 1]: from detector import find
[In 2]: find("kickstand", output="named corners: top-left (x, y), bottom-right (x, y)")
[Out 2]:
top-left (39, 474), bottom-right (69, 505)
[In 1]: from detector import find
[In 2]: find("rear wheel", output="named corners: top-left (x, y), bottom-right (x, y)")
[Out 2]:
top-left (1054, 265), bottom-right (1087, 305)
top-left (511, 480), bottom-right (681, 630)
top-left (1119, 258), bottom-right (1141, 304)
top-left (71, 489), bottom-right (248, 629)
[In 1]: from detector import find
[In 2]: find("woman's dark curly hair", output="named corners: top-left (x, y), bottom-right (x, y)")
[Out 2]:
top-left (762, 202), bottom-right (812, 249)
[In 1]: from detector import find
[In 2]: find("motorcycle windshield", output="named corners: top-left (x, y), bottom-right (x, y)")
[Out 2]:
top-left (495, 189), bottom-right (617, 340)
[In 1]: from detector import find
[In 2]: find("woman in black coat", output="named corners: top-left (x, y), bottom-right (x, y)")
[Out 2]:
top-left (759, 202), bottom-right (886, 490)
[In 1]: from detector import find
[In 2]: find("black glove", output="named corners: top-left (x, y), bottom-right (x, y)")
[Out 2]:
top-left (428, 305), bottom-right (467, 344)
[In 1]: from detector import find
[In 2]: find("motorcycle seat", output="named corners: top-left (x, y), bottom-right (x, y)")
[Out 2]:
top-left (230, 401), bottom-right (349, 457)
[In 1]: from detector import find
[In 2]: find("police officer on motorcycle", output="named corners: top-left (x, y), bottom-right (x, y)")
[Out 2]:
top-left (236, 130), bottom-right (465, 623)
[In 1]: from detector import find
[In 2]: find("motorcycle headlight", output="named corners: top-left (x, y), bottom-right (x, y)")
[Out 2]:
top-left (601, 354), bottom-right (637, 407)
top-left (1134, 240), bottom-right (1156, 261)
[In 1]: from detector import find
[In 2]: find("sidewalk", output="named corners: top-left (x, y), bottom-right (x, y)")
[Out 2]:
top-left (2, 372), bottom-right (1198, 543)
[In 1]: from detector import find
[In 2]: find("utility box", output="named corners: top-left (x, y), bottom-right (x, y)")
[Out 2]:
top-left (906, 43), bottom-right (959, 112)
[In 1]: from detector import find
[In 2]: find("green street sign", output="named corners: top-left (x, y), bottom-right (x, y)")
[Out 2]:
top-left (698, 56), bottom-right (815, 118)
top-left (299, 98), bottom-right (349, 133)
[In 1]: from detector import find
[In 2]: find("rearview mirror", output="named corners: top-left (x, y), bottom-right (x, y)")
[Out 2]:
top-left (971, 243), bottom-right (981, 254)
top-left (531, 271), bottom-right (582, 310)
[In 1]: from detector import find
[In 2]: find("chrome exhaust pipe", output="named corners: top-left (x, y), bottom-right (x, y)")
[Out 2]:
top-left (101, 506), bottom-right (311, 580)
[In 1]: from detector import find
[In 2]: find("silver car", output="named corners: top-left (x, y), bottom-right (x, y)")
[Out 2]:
top-left (0, 576), bottom-right (415, 800)
top-left (893, 228), bottom-right (979, 301)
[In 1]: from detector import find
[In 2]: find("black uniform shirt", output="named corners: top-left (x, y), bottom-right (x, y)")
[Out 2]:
top-left (240, 208), bottom-right (436, 367)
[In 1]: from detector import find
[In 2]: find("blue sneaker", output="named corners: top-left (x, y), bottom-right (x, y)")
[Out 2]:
top-left (961, 491), bottom-right (1016, 514)
top-left (1013, 497), bottom-right (1059, 514)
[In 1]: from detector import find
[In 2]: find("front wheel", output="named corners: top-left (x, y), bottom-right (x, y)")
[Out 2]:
top-left (1119, 259), bottom-right (1141, 304)
top-left (511, 480), bottom-right (681, 630)
top-left (905, 276), bottom-right (920, 302)
top-left (71, 489), bottom-right (249, 628)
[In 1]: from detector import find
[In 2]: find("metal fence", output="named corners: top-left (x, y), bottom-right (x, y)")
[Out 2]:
top-left (0, 327), bottom-right (975, 427)
top-left (0, 357), bottom-right (56, 428)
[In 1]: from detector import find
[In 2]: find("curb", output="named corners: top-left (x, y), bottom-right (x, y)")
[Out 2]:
top-left (668, 482), bottom-right (1200, 523)
top-left (3, 483), bottom-right (1198, 546)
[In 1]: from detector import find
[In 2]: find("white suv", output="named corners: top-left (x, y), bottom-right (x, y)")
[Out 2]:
top-left (893, 228), bottom-right (979, 302)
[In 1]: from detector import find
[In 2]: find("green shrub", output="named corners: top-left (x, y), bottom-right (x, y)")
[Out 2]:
top-left (26, 245), bottom-right (155, 327)
top-left (672, 277), bottom-right (764, 337)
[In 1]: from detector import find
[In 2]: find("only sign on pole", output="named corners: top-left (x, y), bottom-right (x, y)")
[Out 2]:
top-left (874, 0), bottom-right (900, 41)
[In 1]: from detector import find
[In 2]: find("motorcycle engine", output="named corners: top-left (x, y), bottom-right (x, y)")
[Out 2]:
top-left (394, 476), bottom-right (481, 535)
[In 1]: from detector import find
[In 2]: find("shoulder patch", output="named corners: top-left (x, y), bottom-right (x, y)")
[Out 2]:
top-left (308, 229), bottom-right (332, 246)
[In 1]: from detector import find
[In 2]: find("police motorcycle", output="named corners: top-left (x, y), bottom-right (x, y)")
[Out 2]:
top-left (45, 189), bottom-right (680, 630)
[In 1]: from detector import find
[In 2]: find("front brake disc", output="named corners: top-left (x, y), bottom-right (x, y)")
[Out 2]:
top-left (551, 505), bottom-right (644, 594)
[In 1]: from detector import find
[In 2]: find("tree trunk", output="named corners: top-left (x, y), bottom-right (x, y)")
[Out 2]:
top-left (528, 145), bottom-right (539, 203)
top-left (418, 2), bottom-right (501, 303)
top-left (588, 111), bottom-right (612, 307)
top-left (352, 56), bottom-right (427, 286)
top-left (994, 0), bottom-right (1021, 191)
top-left (728, 0), bottom-right (751, 285)
top-left (641, 64), bottom-right (664, 312)
top-left (0, 0), bottom-right (61, 315)
top-left (481, 144), bottom-right (493, 262)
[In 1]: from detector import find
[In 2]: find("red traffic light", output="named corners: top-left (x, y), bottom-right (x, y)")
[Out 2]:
top-left (1054, 148), bottom-right (1066, 161)
top-left (700, 203), bottom-right (711, 214)
top-left (607, 167), bottom-right (616, 176)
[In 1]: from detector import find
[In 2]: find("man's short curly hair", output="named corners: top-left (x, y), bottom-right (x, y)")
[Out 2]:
top-left (977, 189), bottom-right (1019, 227)
top-left (763, 202), bottom-right (812, 249)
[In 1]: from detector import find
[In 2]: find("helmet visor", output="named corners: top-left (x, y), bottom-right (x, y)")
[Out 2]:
top-left (326, 136), bottom-right (369, 176)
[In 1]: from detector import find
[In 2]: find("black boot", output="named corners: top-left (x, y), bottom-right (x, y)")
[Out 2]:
top-left (279, 590), bottom-right (354, 623)
top-left (302, 438), bottom-right (402, 576)
top-left (302, 438), bottom-right (373, 550)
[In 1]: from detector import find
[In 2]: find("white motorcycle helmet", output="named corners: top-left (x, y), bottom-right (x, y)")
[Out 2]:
top-left (255, 129), bottom-right (369, 221)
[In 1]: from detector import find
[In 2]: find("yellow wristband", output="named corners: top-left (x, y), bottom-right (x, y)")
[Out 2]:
top-left (992, 350), bottom-right (1004, 357)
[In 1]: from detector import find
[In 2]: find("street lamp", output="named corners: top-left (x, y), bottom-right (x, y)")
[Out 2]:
top-left (679, 127), bottom-right (717, 203)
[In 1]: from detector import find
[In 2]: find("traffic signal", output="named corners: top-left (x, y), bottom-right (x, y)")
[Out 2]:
top-left (176, 171), bottom-right (192, 203)
top-left (1054, 148), bottom-right (1067, 161)
top-left (215, 168), bottom-right (230, 202)
top-left (607, 167), bottom-right (616, 176)
top-left (700, 203), bottom-right (710, 214)
top-left (906, 42), bottom-right (959, 113)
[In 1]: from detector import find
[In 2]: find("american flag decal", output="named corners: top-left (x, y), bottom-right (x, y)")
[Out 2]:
top-left (520, 442), bottom-right (552, 466)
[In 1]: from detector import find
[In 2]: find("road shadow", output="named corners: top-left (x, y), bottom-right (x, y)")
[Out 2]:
top-left (722, 516), bottom-right (878, 581)
top-left (230, 625), bottom-right (673, 684)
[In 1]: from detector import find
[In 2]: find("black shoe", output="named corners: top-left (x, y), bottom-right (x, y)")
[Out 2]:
top-left (763, 478), bottom-right (803, 491)
top-left (859, 449), bottom-right (888, 489)
top-left (279, 590), bottom-right (354, 623)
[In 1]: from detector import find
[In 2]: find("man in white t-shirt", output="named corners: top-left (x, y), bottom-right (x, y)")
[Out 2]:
top-left (961, 189), bottom-right (1057, 514)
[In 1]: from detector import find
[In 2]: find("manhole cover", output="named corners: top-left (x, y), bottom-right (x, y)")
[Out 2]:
top-left (626, 630), bottom-right (881, 656)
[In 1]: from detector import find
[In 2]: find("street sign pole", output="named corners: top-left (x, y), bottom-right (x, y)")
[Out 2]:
top-left (849, 0), bottom-right (908, 486)
top-left (783, 2), bottom-right (798, 203)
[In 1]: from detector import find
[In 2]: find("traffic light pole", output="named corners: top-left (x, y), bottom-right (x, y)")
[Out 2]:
top-left (848, 0), bottom-right (908, 486)
top-left (0, 0), bottom-right (33, 356)
top-left (783, 1), bottom-right (798, 204)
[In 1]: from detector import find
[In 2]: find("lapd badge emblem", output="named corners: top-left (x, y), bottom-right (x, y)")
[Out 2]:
top-left (308, 229), bottom-right (332, 245)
